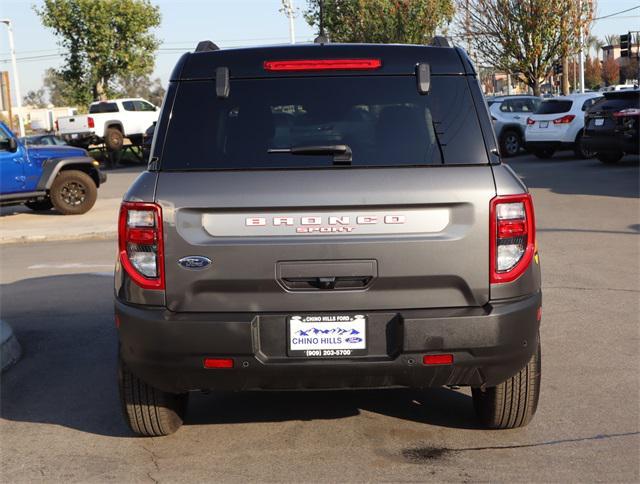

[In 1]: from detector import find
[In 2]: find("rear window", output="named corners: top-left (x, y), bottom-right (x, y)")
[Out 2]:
top-left (590, 92), bottom-right (640, 112)
top-left (160, 76), bottom-right (488, 170)
top-left (535, 100), bottom-right (572, 114)
top-left (89, 102), bottom-right (119, 113)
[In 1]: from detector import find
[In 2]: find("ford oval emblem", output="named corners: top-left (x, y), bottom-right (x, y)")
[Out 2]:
top-left (178, 256), bottom-right (212, 270)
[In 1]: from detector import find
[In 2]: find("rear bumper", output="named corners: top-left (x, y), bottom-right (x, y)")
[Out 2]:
top-left (525, 140), bottom-right (574, 151)
top-left (117, 292), bottom-right (541, 394)
top-left (582, 133), bottom-right (639, 154)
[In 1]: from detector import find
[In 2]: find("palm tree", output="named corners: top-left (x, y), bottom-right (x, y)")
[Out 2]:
top-left (587, 35), bottom-right (605, 61)
top-left (605, 34), bottom-right (619, 47)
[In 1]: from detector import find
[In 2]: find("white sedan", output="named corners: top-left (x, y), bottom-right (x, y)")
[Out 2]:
top-left (524, 93), bottom-right (602, 159)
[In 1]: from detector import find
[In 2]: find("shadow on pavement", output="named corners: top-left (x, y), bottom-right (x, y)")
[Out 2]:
top-left (507, 153), bottom-right (639, 199)
top-left (1, 273), bottom-right (478, 438)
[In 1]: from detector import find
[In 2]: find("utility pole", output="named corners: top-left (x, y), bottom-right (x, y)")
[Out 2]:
top-left (578, 0), bottom-right (585, 93)
top-left (282, 0), bottom-right (296, 44)
top-left (0, 19), bottom-right (25, 136)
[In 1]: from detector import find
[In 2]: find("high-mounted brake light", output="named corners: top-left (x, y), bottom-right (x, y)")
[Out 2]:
top-left (490, 194), bottom-right (536, 284)
top-left (263, 58), bottom-right (382, 72)
top-left (553, 114), bottom-right (575, 124)
top-left (87, 116), bottom-right (95, 129)
top-left (526, 117), bottom-right (536, 125)
top-left (118, 202), bottom-right (164, 290)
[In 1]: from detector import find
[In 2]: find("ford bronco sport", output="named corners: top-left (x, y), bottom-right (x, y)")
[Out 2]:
top-left (116, 39), bottom-right (542, 436)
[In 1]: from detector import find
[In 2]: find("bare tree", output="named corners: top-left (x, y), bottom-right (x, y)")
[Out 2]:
top-left (457, 0), bottom-right (594, 95)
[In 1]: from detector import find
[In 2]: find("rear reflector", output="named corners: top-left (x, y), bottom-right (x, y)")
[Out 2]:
top-left (264, 58), bottom-right (382, 72)
top-left (423, 354), bottom-right (454, 365)
top-left (203, 358), bottom-right (234, 369)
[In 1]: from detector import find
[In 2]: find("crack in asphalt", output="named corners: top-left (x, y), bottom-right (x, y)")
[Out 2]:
top-left (141, 446), bottom-right (160, 483)
top-left (402, 431), bottom-right (640, 463)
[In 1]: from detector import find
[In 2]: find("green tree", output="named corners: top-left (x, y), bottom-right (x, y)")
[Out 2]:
top-left (304, 0), bottom-right (455, 44)
top-left (43, 68), bottom-right (76, 107)
top-left (23, 89), bottom-right (48, 108)
top-left (458, 0), bottom-right (594, 96)
top-left (34, 0), bottom-right (161, 104)
top-left (115, 75), bottom-right (166, 106)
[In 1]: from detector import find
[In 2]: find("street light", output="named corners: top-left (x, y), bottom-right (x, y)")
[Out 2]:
top-left (0, 19), bottom-right (25, 137)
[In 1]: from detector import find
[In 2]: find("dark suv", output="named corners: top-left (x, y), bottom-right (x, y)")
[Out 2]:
top-left (583, 90), bottom-right (640, 164)
top-left (116, 40), bottom-right (542, 436)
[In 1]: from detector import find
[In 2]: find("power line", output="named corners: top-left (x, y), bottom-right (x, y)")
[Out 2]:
top-left (593, 5), bottom-right (640, 21)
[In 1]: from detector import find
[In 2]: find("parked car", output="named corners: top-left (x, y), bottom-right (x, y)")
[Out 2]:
top-left (19, 133), bottom-right (68, 146)
top-left (115, 40), bottom-right (542, 437)
top-left (489, 95), bottom-right (541, 157)
top-left (582, 89), bottom-right (640, 164)
top-left (524, 93), bottom-right (603, 159)
top-left (0, 121), bottom-right (106, 214)
top-left (141, 122), bottom-right (156, 162)
top-left (57, 98), bottom-right (159, 152)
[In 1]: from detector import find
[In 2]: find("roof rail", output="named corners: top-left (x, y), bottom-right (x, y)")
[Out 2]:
top-left (431, 36), bottom-right (451, 48)
top-left (195, 40), bottom-right (220, 53)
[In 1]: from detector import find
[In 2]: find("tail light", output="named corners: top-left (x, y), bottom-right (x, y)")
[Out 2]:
top-left (613, 108), bottom-right (640, 117)
top-left (54, 120), bottom-right (59, 132)
top-left (553, 114), bottom-right (575, 124)
top-left (264, 59), bottom-right (382, 72)
top-left (87, 116), bottom-right (95, 128)
top-left (526, 117), bottom-right (535, 125)
top-left (490, 194), bottom-right (536, 283)
top-left (118, 202), bottom-right (164, 289)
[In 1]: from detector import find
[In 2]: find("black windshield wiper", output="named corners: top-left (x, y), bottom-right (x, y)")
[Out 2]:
top-left (268, 144), bottom-right (352, 165)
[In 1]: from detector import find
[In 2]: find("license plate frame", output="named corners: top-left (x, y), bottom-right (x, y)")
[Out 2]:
top-left (539, 121), bottom-right (549, 128)
top-left (287, 314), bottom-right (367, 358)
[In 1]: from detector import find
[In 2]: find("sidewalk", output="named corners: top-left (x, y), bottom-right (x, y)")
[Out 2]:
top-left (0, 198), bottom-right (121, 244)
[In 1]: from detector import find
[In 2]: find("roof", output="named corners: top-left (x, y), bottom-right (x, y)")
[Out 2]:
top-left (170, 43), bottom-right (474, 81)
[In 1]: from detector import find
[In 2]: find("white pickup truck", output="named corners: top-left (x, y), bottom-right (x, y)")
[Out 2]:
top-left (57, 98), bottom-right (159, 151)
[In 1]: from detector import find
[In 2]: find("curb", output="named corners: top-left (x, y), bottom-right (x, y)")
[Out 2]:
top-left (1, 319), bottom-right (22, 372)
top-left (0, 231), bottom-right (117, 246)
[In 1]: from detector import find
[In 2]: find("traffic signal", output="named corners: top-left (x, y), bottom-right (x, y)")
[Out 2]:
top-left (620, 33), bottom-right (630, 58)
top-left (553, 63), bottom-right (563, 75)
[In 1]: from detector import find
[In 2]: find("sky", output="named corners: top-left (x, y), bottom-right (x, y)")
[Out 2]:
top-left (0, 0), bottom-right (639, 105)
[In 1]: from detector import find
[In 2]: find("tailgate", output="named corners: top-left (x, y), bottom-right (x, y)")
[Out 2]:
top-left (158, 166), bottom-right (496, 312)
top-left (58, 115), bottom-right (91, 134)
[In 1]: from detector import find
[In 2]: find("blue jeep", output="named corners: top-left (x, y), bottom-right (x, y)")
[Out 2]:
top-left (0, 121), bottom-right (106, 214)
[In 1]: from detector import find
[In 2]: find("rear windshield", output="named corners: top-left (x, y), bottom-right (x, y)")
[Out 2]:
top-left (160, 76), bottom-right (488, 170)
top-left (590, 92), bottom-right (640, 112)
top-left (535, 100), bottom-right (573, 114)
top-left (89, 102), bottom-right (119, 113)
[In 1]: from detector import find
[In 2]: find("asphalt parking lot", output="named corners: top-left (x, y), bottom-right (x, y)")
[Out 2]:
top-left (1, 152), bottom-right (638, 482)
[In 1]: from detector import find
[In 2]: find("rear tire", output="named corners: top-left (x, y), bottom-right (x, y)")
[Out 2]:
top-left (499, 130), bottom-right (522, 157)
top-left (105, 127), bottom-right (124, 152)
top-left (533, 148), bottom-right (555, 159)
top-left (472, 340), bottom-right (541, 429)
top-left (574, 132), bottom-right (594, 159)
top-left (118, 356), bottom-right (189, 437)
top-left (25, 199), bottom-right (53, 211)
top-left (49, 170), bottom-right (97, 215)
top-left (596, 151), bottom-right (623, 164)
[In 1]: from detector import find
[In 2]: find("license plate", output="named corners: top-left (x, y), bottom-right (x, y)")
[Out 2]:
top-left (71, 133), bottom-right (78, 139)
top-left (288, 314), bottom-right (367, 357)
top-left (594, 118), bottom-right (604, 126)
top-left (539, 121), bottom-right (549, 128)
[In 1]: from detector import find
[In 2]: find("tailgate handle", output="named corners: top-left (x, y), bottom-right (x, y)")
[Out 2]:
top-left (282, 275), bottom-right (373, 291)
top-left (277, 260), bottom-right (377, 291)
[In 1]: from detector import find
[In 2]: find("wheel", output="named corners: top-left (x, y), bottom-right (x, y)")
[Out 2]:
top-left (596, 151), bottom-right (623, 164)
top-left (119, 356), bottom-right (189, 437)
top-left (499, 130), bottom-right (522, 157)
top-left (533, 148), bottom-right (555, 159)
top-left (24, 199), bottom-right (53, 211)
top-left (105, 127), bottom-right (124, 152)
top-left (472, 340), bottom-right (541, 429)
top-left (49, 170), bottom-right (97, 215)
top-left (574, 132), bottom-right (594, 159)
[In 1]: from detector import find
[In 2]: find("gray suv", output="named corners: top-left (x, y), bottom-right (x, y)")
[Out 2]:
top-left (116, 40), bottom-right (542, 436)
